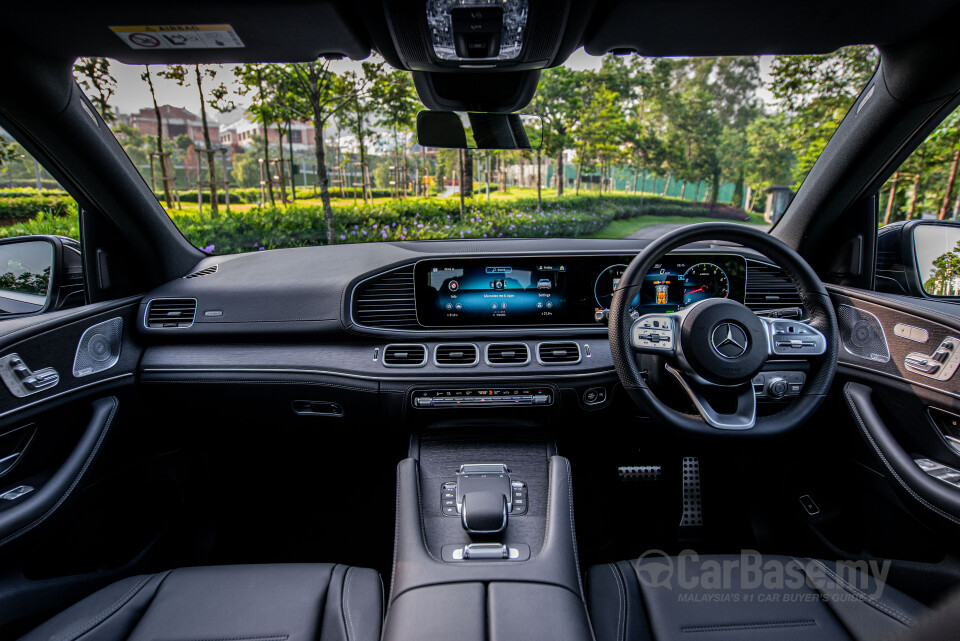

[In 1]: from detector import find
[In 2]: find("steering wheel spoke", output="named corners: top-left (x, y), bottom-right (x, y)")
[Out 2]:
top-left (629, 313), bottom-right (678, 354)
top-left (664, 363), bottom-right (757, 430)
top-left (761, 317), bottom-right (827, 358)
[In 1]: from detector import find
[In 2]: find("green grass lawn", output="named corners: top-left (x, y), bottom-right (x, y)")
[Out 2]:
top-left (586, 211), bottom-right (767, 238)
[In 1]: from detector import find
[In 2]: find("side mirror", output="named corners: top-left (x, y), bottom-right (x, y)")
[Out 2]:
top-left (0, 236), bottom-right (83, 317)
top-left (416, 111), bottom-right (543, 150)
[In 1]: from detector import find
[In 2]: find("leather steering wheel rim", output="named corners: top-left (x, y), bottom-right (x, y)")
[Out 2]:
top-left (609, 222), bottom-right (839, 437)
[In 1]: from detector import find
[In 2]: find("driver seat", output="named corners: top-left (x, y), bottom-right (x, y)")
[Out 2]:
top-left (586, 554), bottom-right (927, 641)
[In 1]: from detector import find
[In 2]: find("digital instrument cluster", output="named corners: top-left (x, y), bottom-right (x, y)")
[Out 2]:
top-left (413, 254), bottom-right (746, 327)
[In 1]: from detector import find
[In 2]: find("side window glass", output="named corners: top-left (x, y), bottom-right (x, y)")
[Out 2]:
top-left (876, 106), bottom-right (960, 299)
top-left (0, 128), bottom-right (84, 315)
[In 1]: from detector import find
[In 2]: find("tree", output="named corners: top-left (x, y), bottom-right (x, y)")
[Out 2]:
top-left (371, 69), bottom-right (419, 198)
top-left (286, 60), bottom-right (375, 244)
top-left (743, 114), bottom-right (794, 210)
top-left (74, 58), bottom-right (117, 124)
top-left (770, 46), bottom-right (879, 187)
top-left (535, 67), bottom-right (584, 196)
top-left (158, 65), bottom-right (234, 216)
top-left (140, 65), bottom-right (175, 208)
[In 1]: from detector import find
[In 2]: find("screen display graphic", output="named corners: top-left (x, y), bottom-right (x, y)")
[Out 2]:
top-left (413, 254), bottom-right (746, 327)
top-left (417, 259), bottom-right (568, 326)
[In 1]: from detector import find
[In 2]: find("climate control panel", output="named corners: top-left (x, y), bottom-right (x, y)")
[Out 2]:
top-left (412, 387), bottom-right (553, 408)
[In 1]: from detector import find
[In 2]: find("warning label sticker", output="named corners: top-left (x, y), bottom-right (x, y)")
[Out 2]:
top-left (110, 24), bottom-right (245, 50)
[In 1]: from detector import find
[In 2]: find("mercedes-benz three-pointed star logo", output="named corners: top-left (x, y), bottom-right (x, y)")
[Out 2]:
top-left (711, 322), bottom-right (749, 358)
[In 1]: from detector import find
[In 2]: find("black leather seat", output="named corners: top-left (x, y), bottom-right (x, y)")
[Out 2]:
top-left (19, 563), bottom-right (383, 641)
top-left (587, 555), bottom-right (927, 641)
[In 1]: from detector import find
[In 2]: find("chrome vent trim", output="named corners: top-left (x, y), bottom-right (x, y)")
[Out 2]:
top-left (353, 265), bottom-right (419, 330)
top-left (382, 343), bottom-right (427, 367)
top-left (485, 342), bottom-right (530, 366)
top-left (434, 343), bottom-right (479, 367)
top-left (536, 341), bottom-right (581, 365)
top-left (745, 260), bottom-right (802, 311)
top-left (144, 298), bottom-right (197, 329)
top-left (184, 264), bottom-right (219, 279)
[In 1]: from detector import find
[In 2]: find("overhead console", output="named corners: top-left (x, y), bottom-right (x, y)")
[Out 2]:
top-left (381, 0), bottom-right (588, 72)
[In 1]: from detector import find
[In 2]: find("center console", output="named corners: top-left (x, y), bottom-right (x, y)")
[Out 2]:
top-left (382, 432), bottom-right (593, 641)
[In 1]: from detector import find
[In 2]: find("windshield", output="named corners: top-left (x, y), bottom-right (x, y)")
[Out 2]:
top-left (49, 48), bottom-right (878, 253)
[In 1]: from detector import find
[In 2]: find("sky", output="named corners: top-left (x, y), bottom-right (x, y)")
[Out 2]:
top-left (106, 49), bottom-right (776, 123)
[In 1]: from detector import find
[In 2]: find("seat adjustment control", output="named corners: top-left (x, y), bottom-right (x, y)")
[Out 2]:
top-left (906, 337), bottom-right (960, 381)
top-left (0, 354), bottom-right (59, 398)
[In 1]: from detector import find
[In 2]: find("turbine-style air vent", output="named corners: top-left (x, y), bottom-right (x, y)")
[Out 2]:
top-left (383, 344), bottom-right (427, 367)
top-left (486, 343), bottom-right (530, 366)
top-left (745, 260), bottom-right (803, 312)
top-left (145, 298), bottom-right (197, 329)
top-left (352, 265), bottom-right (418, 330)
top-left (537, 341), bottom-right (581, 365)
top-left (184, 265), bottom-right (219, 279)
top-left (434, 343), bottom-right (479, 367)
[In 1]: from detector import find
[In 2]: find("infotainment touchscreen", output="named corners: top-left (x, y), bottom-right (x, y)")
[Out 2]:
top-left (415, 259), bottom-right (570, 326)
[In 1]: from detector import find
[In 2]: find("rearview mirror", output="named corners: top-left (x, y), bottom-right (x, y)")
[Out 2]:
top-left (417, 111), bottom-right (543, 150)
top-left (0, 236), bottom-right (83, 316)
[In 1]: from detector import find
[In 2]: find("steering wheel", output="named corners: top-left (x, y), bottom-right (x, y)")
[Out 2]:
top-left (609, 223), bottom-right (838, 436)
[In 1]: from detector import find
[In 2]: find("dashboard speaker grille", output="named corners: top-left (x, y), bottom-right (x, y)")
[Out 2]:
top-left (745, 260), bottom-right (802, 312)
top-left (145, 298), bottom-right (197, 329)
top-left (486, 343), bottom-right (530, 366)
top-left (838, 304), bottom-right (890, 363)
top-left (434, 343), bottom-right (479, 367)
top-left (353, 265), bottom-right (419, 330)
top-left (537, 341), bottom-right (581, 365)
top-left (383, 344), bottom-right (427, 367)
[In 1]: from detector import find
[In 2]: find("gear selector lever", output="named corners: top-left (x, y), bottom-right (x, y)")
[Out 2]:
top-left (456, 464), bottom-right (512, 537)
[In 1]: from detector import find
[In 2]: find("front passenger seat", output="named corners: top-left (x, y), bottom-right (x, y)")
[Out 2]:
top-left (20, 563), bottom-right (382, 641)
top-left (587, 554), bottom-right (926, 641)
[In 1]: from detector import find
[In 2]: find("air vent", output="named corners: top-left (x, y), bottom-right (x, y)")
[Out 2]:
top-left (745, 260), bottom-right (803, 312)
top-left (434, 343), bottom-right (479, 367)
top-left (184, 264), bottom-right (218, 278)
top-left (486, 343), bottom-right (530, 366)
top-left (383, 344), bottom-right (427, 367)
top-left (145, 298), bottom-right (197, 329)
top-left (537, 341), bottom-right (581, 365)
top-left (352, 265), bottom-right (419, 330)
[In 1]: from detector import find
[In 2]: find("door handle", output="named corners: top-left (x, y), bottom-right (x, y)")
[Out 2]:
top-left (844, 383), bottom-right (960, 527)
top-left (0, 397), bottom-right (118, 547)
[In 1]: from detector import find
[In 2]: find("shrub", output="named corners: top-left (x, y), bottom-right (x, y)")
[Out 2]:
top-left (174, 194), bottom-right (749, 254)
top-left (0, 194), bottom-right (76, 222)
top-left (0, 213), bottom-right (80, 239)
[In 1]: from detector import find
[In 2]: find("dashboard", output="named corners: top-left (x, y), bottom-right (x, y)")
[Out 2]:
top-left (413, 254), bottom-right (747, 328)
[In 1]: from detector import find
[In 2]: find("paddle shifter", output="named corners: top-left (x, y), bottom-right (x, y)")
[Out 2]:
top-left (453, 464), bottom-right (526, 537)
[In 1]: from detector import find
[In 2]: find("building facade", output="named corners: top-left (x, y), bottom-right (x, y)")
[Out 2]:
top-left (129, 105), bottom-right (220, 146)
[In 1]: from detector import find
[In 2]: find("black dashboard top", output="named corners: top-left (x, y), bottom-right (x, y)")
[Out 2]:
top-left (136, 238), bottom-right (798, 340)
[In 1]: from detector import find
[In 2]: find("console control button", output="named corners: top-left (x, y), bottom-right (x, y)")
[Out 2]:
top-left (511, 481), bottom-right (528, 515)
top-left (582, 387), bottom-right (607, 405)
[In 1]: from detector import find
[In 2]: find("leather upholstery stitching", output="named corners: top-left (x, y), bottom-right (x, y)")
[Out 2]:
top-left (843, 386), bottom-right (960, 525)
top-left (808, 559), bottom-right (914, 626)
top-left (147, 636), bottom-right (288, 641)
top-left (0, 396), bottom-right (119, 547)
top-left (608, 564), bottom-right (625, 641)
top-left (565, 457), bottom-right (586, 601)
top-left (53, 572), bottom-right (159, 641)
top-left (343, 566), bottom-right (357, 641)
top-left (679, 619), bottom-right (816, 633)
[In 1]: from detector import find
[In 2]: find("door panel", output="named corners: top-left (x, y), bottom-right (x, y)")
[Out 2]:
top-left (830, 285), bottom-right (960, 529)
top-left (0, 298), bottom-right (199, 636)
